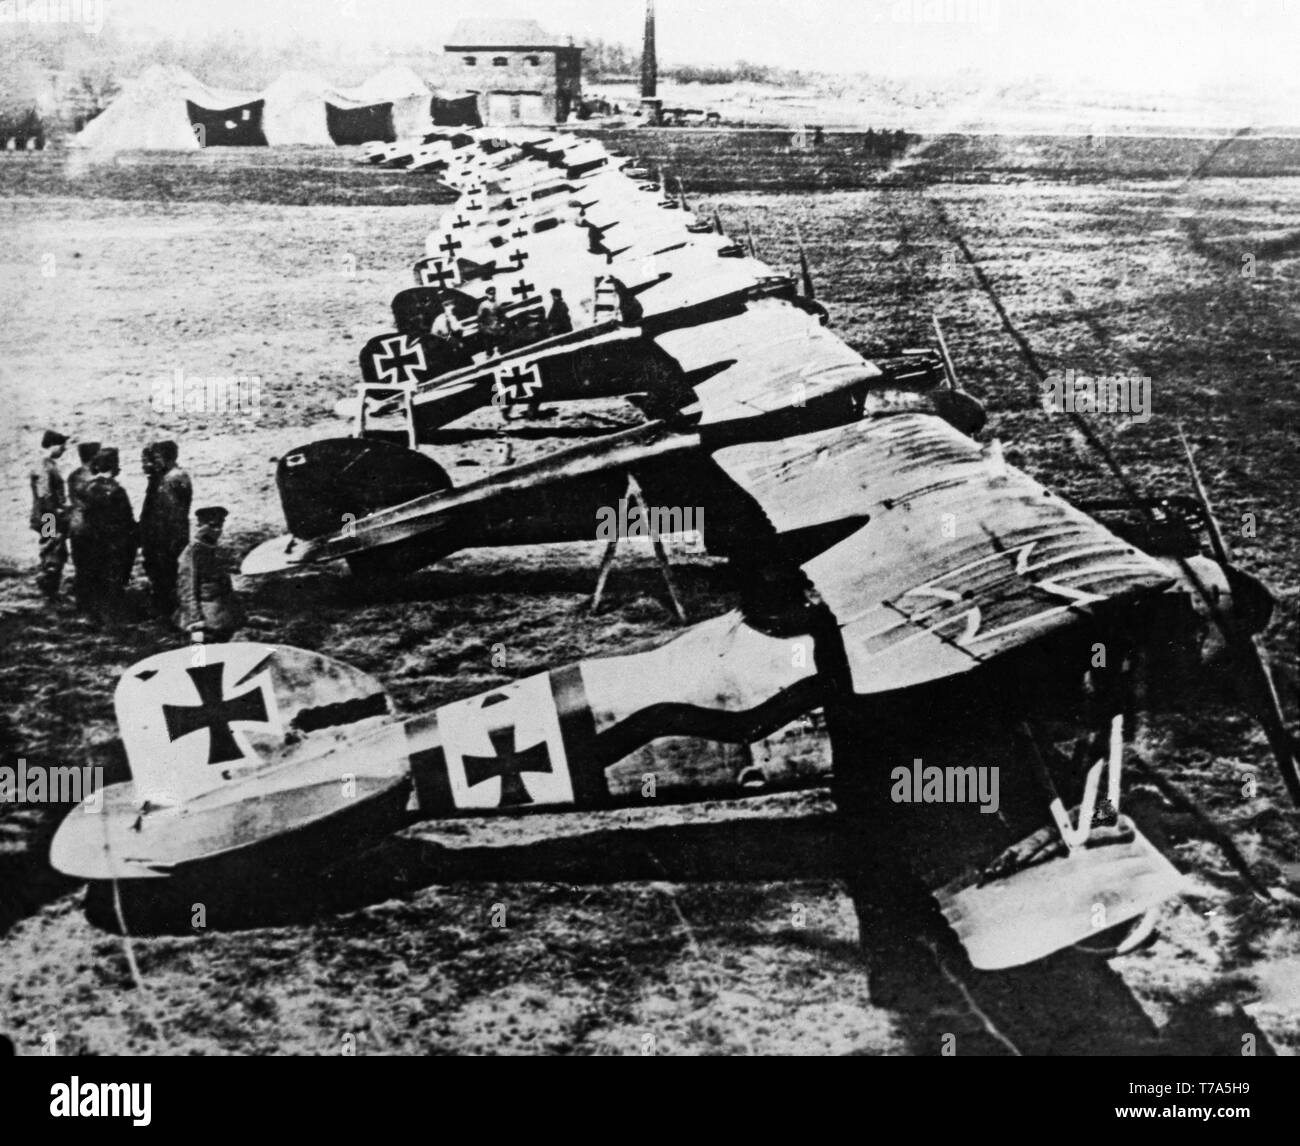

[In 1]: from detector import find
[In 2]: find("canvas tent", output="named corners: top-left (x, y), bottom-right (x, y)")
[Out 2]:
top-left (431, 92), bottom-right (482, 127)
top-left (260, 71), bottom-right (334, 146)
top-left (186, 98), bottom-right (267, 147)
top-left (75, 64), bottom-right (444, 150)
top-left (75, 65), bottom-right (262, 150)
top-left (326, 66), bottom-right (433, 144)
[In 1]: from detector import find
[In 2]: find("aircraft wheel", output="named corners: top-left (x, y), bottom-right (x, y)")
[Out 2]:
top-left (1071, 906), bottom-right (1160, 959)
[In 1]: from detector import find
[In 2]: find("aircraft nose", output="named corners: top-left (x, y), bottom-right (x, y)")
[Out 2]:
top-left (1223, 564), bottom-right (1275, 635)
top-left (1176, 555), bottom-right (1274, 637)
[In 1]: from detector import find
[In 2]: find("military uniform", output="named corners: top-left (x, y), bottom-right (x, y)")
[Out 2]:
top-left (175, 509), bottom-right (243, 642)
top-left (28, 432), bottom-right (69, 601)
top-left (476, 293), bottom-right (505, 357)
top-left (79, 450), bottom-right (138, 621)
top-left (546, 293), bottom-right (572, 337)
top-left (66, 441), bottom-right (100, 610)
top-left (140, 443), bottom-right (192, 614)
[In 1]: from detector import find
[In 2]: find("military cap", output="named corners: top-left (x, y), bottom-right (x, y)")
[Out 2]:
top-left (91, 447), bottom-right (120, 472)
top-left (41, 430), bottom-right (68, 449)
top-left (195, 506), bottom-right (229, 525)
top-left (77, 441), bottom-right (101, 463)
top-left (156, 440), bottom-right (179, 464)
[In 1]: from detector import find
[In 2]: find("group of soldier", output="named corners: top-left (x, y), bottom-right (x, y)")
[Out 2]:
top-left (28, 430), bottom-right (243, 644)
top-left (430, 285), bottom-right (573, 359)
top-left (428, 285), bottom-right (573, 419)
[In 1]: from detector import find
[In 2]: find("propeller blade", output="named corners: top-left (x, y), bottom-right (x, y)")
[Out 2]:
top-left (1177, 424), bottom-right (1231, 566)
top-left (931, 314), bottom-right (959, 391)
top-left (793, 224), bottom-right (815, 300)
top-left (675, 175), bottom-right (689, 212)
top-left (745, 218), bottom-right (758, 259)
top-left (931, 197), bottom-right (1300, 807)
top-left (1176, 426), bottom-right (1300, 805)
top-left (713, 210), bottom-right (724, 236)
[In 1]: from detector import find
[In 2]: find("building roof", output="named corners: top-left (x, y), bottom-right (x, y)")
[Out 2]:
top-left (445, 18), bottom-right (573, 50)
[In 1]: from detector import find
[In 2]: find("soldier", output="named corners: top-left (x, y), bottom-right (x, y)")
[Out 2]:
top-left (66, 440), bottom-right (100, 610)
top-left (28, 429), bottom-right (69, 603)
top-left (429, 296), bottom-right (474, 373)
top-left (545, 288), bottom-right (572, 337)
top-left (140, 439), bottom-right (192, 615)
top-left (476, 286), bottom-right (505, 358)
top-left (175, 506), bottom-right (244, 644)
top-left (430, 296), bottom-right (465, 345)
top-left (79, 447), bottom-right (138, 623)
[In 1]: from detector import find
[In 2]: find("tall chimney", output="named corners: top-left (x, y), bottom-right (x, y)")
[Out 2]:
top-left (641, 0), bottom-right (657, 99)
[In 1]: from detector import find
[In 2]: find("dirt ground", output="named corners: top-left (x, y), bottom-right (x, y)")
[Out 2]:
top-left (0, 142), bottom-right (1298, 1056)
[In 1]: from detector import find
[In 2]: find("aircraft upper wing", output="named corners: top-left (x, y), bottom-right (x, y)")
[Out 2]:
top-left (709, 412), bottom-right (1174, 695)
top-left (653, 300), bottom-right (882, 424)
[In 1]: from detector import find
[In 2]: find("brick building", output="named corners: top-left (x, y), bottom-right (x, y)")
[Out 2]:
top-left (441, 19), bottom-right (582, 126)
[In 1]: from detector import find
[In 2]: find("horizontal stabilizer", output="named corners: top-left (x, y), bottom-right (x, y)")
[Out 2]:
top-left (51, 643), bottom-right (406, 879)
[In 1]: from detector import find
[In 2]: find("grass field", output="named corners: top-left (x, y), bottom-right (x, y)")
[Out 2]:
top-left (1, 135), bottom-right (1298, 1055)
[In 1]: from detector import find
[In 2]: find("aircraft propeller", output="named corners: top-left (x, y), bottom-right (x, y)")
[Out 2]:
top-left (935, 208), bottom-right (1299, 807)
top-left (1176, 424), bottom-right (1300, 805)
top-left (793, 224), bottom-right (816, 300)
top-left (931, 314), bottom-right (959, 391)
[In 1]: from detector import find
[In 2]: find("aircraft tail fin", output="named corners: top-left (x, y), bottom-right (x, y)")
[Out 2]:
top-left (277, 438), bottom-right (451, 541)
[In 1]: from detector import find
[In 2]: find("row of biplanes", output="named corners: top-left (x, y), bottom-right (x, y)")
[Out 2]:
top-left (53, 125), bottom-right (1297, 979)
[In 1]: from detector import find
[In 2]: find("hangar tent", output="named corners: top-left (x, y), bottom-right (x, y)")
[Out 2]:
top-left (74, 65), bottom-right (264, 150)
top-left (74, 64), bottom-right (453, 150)
top-left (326, 66), bottom-right (432, 144)
top-left (431, 91), bottom-right (482, 128)
top-left (260, 71), bottom-right (334, 146)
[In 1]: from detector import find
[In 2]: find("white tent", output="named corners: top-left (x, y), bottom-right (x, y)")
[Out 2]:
top-left (329, 66), bottom-right (432, 140)
top-left (74, 65), bottom-right (261, 151)
top-left (74, 64), bottom-right (436, 150)
top-left (261, 71), bottom-right (333, 146)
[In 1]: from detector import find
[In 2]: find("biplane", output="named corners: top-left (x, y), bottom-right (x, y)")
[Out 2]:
top-left (52, 131), bottom-right (1299, 993)
top-left (251, 132), bottom-right (960, 577)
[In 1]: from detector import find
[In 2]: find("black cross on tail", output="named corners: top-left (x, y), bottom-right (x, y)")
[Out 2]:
top-left (462, 725), bottom-right (553, 807)
top-left (512, 278), bottom-right (536, 301)
top-left (371, 335), bottom-right (426, 385)
top-left (162, 663), bottom-right (270, 767)
top-left (421, 260), bottom-right (455, 289)
top-left (439, 235), bottom-right (463, 258)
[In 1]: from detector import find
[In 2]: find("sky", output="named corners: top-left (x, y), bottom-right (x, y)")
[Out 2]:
top-left (95, 0), bottom-right (1300, 97)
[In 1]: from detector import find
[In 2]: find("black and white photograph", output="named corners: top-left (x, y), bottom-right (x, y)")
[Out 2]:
top-left (1, 0), bottom-right (1298, 1072)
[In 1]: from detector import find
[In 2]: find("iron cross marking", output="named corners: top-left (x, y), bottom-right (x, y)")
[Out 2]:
top-left (452, 215), bottom-right (471, 229)
top-left (512, 278), bottom-right (536, 301)
top-left (439, 235), bottom-right (463, 258)
top-left (495, 363), bottom-right (541, 401)
top-left (162, 663), bottom-right (269, 766)
top-left (462, 724), bottom-right (552, 807)
top-left (422, 260), bottom-right (455, 289)
top-left (372, 335), bottom-right (426, 385)
top-left (510, 248), bottom-right (529, 269)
